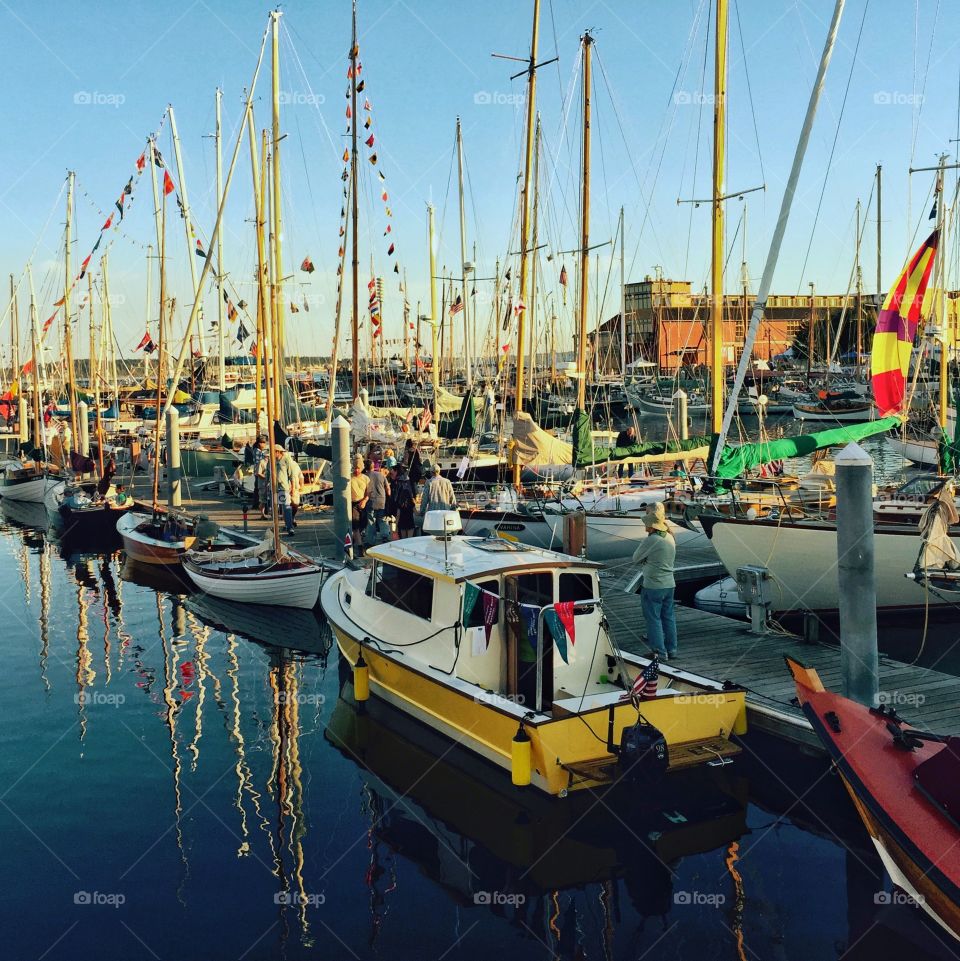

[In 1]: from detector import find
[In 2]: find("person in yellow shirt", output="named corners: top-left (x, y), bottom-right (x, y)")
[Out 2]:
top-left (349, 455), bottom-right (371, 554)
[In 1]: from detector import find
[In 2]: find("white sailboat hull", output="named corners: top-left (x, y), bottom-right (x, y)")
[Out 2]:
top-left (706, 517), bottom-right (955, 613)
top-left (181, 556), bottom-right (322, 609)
top-left (1, 474), bottom-right (64, 504)
top-left (885, 435), bottom-right (939, 467)
top-left (792, 403), bottom-right (874, 423)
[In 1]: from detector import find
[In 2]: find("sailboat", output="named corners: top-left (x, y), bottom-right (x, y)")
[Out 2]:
top-left (787, 657), bottom-right (960, 941)
top-left (181, 14), bottom-right (322, 610)
top-left (701, 229), bottom-right (953, 613)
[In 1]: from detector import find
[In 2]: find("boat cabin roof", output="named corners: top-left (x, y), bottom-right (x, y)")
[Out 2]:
top-left (365, 534), bottom-right (601, 584)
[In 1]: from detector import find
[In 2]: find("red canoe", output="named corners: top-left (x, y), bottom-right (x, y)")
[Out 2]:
top-left (786, 656), bottom-right (960, 942)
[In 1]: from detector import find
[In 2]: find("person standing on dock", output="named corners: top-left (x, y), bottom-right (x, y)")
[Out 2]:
top-left (632, 502), bottom-right (677, 659)
top-left (366, 460), bottom-right (390, 544)
top-left (350, 455), bottom-right (371, 555)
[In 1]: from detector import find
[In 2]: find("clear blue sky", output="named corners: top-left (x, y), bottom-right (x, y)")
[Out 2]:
top-left (0, 0), bottom-right (957, 360)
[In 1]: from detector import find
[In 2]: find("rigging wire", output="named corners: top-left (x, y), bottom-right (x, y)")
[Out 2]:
top-left (794, 0), bottom-right (871, 296)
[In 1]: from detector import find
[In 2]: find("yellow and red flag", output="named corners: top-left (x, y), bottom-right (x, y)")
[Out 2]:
top-left (871, 230), bottom-right (939, 416)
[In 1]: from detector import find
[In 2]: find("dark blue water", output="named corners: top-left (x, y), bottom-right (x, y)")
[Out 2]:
top-left (0, 508), bottom-right (955, 961)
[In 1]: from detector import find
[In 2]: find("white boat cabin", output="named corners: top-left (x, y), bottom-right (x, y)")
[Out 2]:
top-left (343, 516), bottom-right (616, 715)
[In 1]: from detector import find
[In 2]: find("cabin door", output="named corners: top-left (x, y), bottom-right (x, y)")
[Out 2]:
top-left (504, 572), bottom-right (554, 713)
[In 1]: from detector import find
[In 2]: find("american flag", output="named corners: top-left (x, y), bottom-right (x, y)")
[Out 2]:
top-left (631, 656), bottom-right (660, 701)
top-left (419, 406), bottom-right (433, 431)
top-left (449, 295), bottom-right (464, 316)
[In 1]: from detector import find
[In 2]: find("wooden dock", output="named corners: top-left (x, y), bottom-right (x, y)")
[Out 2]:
top-left (601, 588), bottom-right (960, 750)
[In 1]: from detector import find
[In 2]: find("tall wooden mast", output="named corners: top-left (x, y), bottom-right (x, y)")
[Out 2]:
top-left (350, 0), bottom-right (360, 399)
top-left (710, 0), bottom-right (728, 434)
top-left (216, 87), bottom-right (226, 391)
top-left (27, 267), bottom-right (42, 452)
top-left (9, 274), bottom-right (19, 386)
top-left (510, 0), bottom-right (541, 484)
top-left (575, 32), bottom-right (593, 411)
top-left (270, 10), bottom-right (286, 410)
top-left (64, 171), bottom-right (79, 451)
top-left (455, 117), bottom-right (472, 390)
top-left (428, 204), bottom-right (439, 401)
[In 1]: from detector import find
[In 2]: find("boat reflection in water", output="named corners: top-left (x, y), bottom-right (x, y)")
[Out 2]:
top-left (325, 670), bottom-right (750, 949)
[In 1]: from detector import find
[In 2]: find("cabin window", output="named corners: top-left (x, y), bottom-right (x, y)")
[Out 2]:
top-left (374, 563), bottom-right (434, 620)
top-left (559, 572), bottom-right (594, 603)
top-left (465, 579), bottom-right (499, 628)
top-left (514, 572), bottom-right (553, 607)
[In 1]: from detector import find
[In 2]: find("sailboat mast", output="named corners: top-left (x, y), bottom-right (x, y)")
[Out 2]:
top-left (875, 163), bottom-right (882, 309)
top-left (428, 204), bottom-right (439, 401)
top-left (64, 171), bottom-right (79, 451)
top-left (855, 198), bottom-right (863, 366)
top-left (455, 117), bottom-right (472, 390)
top-left (10, 274), bottom-right (19, 381)
top-left (270, 10), bottom-right (286, 411)
top-left (620, 206), bottom-right (626, 376)
top-left (575, 32), bottom-right (593, 412)
top-left (529, 115), bottom-right (541, 402)
top-left (27, 267), bottom-right (41, 452)
top-left (327, 171), bottom-right (353, 423)
top-left (512, 0), bottom-right (541, 485)
top-left (350, 1), bottom-right (360, 400)
top-left (144, 245), bottom-right (152, 384)
top-left (710, 0), bottom-right (728, 434)
top-left (169, 107), bottom-right (204, 360)
top-left (248, 104), bottom-right (282, 556)
top-left (216, 87), bottom-right (226, 391)
top-left (152, 180), bottom-right (167, 513)
top-left (936, 154), bottom-right (949, 428)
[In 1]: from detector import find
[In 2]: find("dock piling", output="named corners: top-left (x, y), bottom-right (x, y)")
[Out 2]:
top-left (835, 442), bottom-right (878, 707)
top-left (672, 389), bottom-right (688, 441)
top-left (166, 407), bottom-right (181, 509)
top-left (332, 415), bottom-right (351, 561)
top-left (77, 400), bottom-right (89, 457)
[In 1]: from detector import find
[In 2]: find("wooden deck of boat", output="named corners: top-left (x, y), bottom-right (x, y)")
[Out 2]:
top-left (601, 588), bottom-right (960, 751)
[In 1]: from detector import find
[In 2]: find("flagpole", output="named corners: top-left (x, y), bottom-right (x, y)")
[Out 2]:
top-left (270, 10), bottom-right (286, 413)
top-left (456, 117), bottom-right (472, 391)
top-left (26, 267), bottom-right (42, 453)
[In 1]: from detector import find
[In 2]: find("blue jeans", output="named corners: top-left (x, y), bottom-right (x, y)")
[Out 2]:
top-left (641, 587), bottom-right (677, 655)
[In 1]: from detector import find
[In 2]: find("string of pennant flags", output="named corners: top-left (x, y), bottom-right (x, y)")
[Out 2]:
top-left (461, 582), bottom-right (577, 663)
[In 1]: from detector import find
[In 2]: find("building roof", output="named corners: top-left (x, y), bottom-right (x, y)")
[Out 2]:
top-left (366, 534), bottom-right (600, 583)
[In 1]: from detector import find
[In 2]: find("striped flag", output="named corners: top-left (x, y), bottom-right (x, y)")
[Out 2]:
top-left (449, 295), bottom-right (463, 316)
top-left (419, 406), bottom-right (432, 432)
top-left (871, 231), bottom-right (939, 416)
top-left (631, 656), bottom-right (660, 701)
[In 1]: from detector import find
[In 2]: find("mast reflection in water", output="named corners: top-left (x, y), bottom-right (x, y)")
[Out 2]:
top-left (0, 515), bottom-right (952, 961)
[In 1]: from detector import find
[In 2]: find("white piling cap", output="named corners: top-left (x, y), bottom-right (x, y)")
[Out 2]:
top-left (672, 389), bottom-right (687, 399)
top-left (834, 441), bottom-right (873, 466)
top-left (332, 415), bottom-right (350, 430)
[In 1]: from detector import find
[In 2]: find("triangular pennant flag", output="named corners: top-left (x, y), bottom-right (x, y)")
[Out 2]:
top-left (357, 79), bottom-right (365, 92)
top-left (384, 224), bottom-right (391, 235)
top-left (369, 153), bottom-right (377, 164)
top-left (101, 214), bottom-right (114, 231)
top-left (136, 153), bottom-right (146, 172)
top-left (387, 243), bottom-right (395, 255)
top-left (290, 301), bottom-right (300, 313)
top-left (364, 99), bottom-right (372, 111)
top-left (227, 301), bottom-right (237, 321)
top-left (381, 190), bottom-right (388, 201)
top-left (79, 254), bottom-right (92, 278)
top-left (342, 148), bottom-right (349, 163)
top-left (543, 608), bottom-right (569, 664)
top-left (377, 170), bottom-right (385, 181)
top-left (300, 256), bottom-right (315, 273)
top-left (236, 321), bottom-right (249, 342)
top-left (365, 134), bottom-right (375, 148)
top-left (195, 239), bottom-right (206, 258)
top-left (303, 297), bottom-right (310, 312)
top-left (135, 331), bottom-right (151, 351)
top-left (364, 117), bottom-right (371, 129)
top-left (346, 104), bottom-right (352, 119)
top-left (163, 170), bottom-right (175, 195)
top-left (554, 601), bottom-right (576, 646)
top-left (462, 582), bottom-right (481, 626)
top-left (393, 263), bottom-right (400, 274)
top-left (41, 312), bottom-right (56, 334)
top-left (53, 297), bottom-right (65, 307)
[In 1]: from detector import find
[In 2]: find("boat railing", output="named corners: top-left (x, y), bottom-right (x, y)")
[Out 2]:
top-left (699, 475), bottom-right (835, 522)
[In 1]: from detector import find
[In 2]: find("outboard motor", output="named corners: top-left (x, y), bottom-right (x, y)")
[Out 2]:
top-left (619, 721), bottom-right (668, 783)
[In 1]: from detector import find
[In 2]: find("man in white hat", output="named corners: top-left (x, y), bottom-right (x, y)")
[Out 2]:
top-left (349, 455), bottom-right (371, 554)
top-left (632, 502), bottom-right (677, 658)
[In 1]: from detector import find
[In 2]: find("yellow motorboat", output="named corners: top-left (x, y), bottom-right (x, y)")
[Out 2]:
top-left (320, 510), bottom-right (746, 796)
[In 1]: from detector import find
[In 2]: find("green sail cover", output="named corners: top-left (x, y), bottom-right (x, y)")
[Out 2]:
top-left (713, 415), bottom-right (900, 479)
top-left (938, 381), bottom-right (960, 473)
top-left (572, 408), bottom-right (708, 467)
top-left (440, 389), bottom-right (476, 440)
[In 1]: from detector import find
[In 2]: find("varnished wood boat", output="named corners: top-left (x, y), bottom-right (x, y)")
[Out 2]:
top-left (787, 656), bottom-right (960, 941)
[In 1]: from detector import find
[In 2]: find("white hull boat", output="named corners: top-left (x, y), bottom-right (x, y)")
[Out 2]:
top-left (0, 460), bottom-right (65, 504)
top-left (702, 514), bottom-right (957, 613)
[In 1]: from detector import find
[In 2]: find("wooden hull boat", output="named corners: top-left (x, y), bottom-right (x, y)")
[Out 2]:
top-left (117, 510), bottom-right (197, 565)
top-left (792, 401), bottom-right (874, 422)
top-left (0, 460), bottom-right (64, 504)
top-left (788, 657), bottom-right (960, 941)
top-left (181, 537), bottom-right (323, 609)
top-left (321, 514), bottom-right (745, 796)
